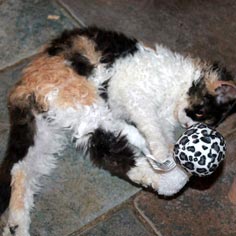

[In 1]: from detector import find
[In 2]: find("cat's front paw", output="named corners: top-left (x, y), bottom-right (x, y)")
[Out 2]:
top-left (157, 165), bottom-right (190, 196)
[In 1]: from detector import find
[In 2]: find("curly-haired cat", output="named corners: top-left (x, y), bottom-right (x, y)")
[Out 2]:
top-left (0, 27), bottom-right (236, 236)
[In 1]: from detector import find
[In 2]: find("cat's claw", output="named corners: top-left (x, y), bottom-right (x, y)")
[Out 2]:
top-left (146, 155), bottom-right (176, 171)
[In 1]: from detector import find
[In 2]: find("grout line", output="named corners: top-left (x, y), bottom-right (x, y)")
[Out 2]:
top-left (0, 54), bottom-right (36, 73)
top-left (53, 0), bottom-right (87, 27)
top-left (133, 195), bottom-right (163, 236)
top-left (66, 199), bottom-right (133, 236)
top-left (66, 192), bottom-right (150, 236)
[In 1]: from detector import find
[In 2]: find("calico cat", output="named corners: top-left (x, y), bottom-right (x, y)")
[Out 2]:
top-left (0, 26), bottom-right (236, 236)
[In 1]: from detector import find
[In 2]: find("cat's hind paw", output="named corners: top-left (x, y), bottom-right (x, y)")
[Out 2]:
top-left (2, 224), bottom-right (30, 236)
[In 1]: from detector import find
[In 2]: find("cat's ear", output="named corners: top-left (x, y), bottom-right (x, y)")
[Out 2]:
top-left (212, 80), bottom-right (236, 104)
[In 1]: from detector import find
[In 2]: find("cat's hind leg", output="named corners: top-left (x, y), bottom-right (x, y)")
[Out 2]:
top-left (1, 112), bottom-right (66, 236)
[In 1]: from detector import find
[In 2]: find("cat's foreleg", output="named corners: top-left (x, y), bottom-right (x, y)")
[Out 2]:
top-left (88, 121), bottom-right (189, 196)
top-left (127, 106), bottom-right (176, 171)
top-left (2, 116), bottom-right (66, 236)
top-left (119, 123), bottom-right (189, 195)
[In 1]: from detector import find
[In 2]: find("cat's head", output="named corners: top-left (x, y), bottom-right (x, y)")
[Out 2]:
top-left (178, 63), bottom-right (236, 128)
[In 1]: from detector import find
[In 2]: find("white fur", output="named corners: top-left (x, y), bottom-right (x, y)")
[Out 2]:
top-left (91, 44), bottom-right (200, 165)
top-left (4, 43), bottom-right (205, 235)
top-left (127, 157), bottom-right (189, 196)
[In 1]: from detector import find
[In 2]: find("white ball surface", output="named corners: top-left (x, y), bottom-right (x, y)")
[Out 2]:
top-left (174, 123), bottom-right (226, 176)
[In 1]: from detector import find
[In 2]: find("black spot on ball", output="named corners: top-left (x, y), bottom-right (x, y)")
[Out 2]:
top-left (196, 168), bottom-right (207, 173)
top-left (200, 136), bottom-right (211, 144)
top-left (185, 129), bottom-right (197, 136)
top-left (217, 151), bottom-right (224, 162)
top-left (189, 156), bottom-right (193, 162)
top-left (215, 132), bottom-right (225, 145)
top-left (194, 151), bottom-right (201, 157)
top-left (192, 135), bottom-right (198, 139)
top-left (202, 145), bottom-right (208, 150)
top-left (175, 156), bottom-right (181, 165)
top-left (174, 145), bottom-right (180, 155)
top-left (212, 142), bottom-right (220, 152)
top-left (198, 124), bottom-right (208, 129)
top-left (183, 162), bottom-right (194, 170)
top-left (198, 156), bottom-right (206, 165)
top-left (187, 146), bottom-right (195, 152)
top-left (210, 135), bottom-right (216, 140)
top-left (179, 136), bottom-right (189, 145)
top-left (212, 154), bottom-right (217, 161)
top-left (209, 164), bottom-right (218, 172)
top-left (223, 145), bottom-right (226, 151)
top-left (201, 129), bottom-right (208, 136)
top-left (180, 152), bottom-right (188, 161)
top-left (193, 139), bottom-right (199, 144)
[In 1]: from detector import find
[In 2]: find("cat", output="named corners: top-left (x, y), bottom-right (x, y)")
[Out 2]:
top-left (0, 26), bottom-right (236, 236)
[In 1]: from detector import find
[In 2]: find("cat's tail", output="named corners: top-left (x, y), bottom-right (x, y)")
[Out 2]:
top-left (0, 96), bottom-right (36, 215)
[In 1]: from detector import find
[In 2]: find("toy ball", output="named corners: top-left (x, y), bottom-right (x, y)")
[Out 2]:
top-left (174, 123), bottom-right (226, 176)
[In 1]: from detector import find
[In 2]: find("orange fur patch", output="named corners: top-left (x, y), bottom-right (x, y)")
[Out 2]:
top-left (9, 53), bottom-right (97, 110)
top-left (72, 36), bottom-right (101, 65)
top-left (206, 80), bottom-right (236, 95)
top-left (9, 170), bottom-right (26, 211)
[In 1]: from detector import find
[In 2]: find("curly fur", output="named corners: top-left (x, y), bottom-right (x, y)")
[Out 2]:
top-left (1, 26), bottom-right (236, 236)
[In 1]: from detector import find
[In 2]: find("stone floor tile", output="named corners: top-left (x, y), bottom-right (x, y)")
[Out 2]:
top-left (134, 115), bottom-right (236, 236)
top-left (0, 0), bottom-right (76, 70)
top-left (58, 0), bottom-right (236, 73)
top-left (0, 63), bottom-right (139, 236)
top-left (73, 208), bottom-right (153, 236)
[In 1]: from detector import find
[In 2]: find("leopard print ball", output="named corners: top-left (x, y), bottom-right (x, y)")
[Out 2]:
top-left (174, 123), bottom-right (226, 176)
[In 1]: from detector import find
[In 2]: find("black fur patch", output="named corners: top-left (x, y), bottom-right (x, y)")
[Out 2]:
top-left (70, 52), bottom-right (94, 76)
top-left (79, 26), bottom-right (138, 66)
top-left (47, 29), bottom-right (75, 56)
top-left (185, 65), bottom-right (236, 127)
top-left (89, 128), bottom-right (136, 177)
top-left (0, 101), bottom-right (36, 214)
top-left (212, 62), bottom-right (234, 81)
top-left (47, 26), bottom-right (138, 71)
top-left (99, 79), bottom-right (110, 101)
top-left (9, 225), bottom-right (19, 235)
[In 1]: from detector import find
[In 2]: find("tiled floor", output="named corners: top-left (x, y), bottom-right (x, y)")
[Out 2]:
top-left (0, 0), bottom-right (236, 235)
